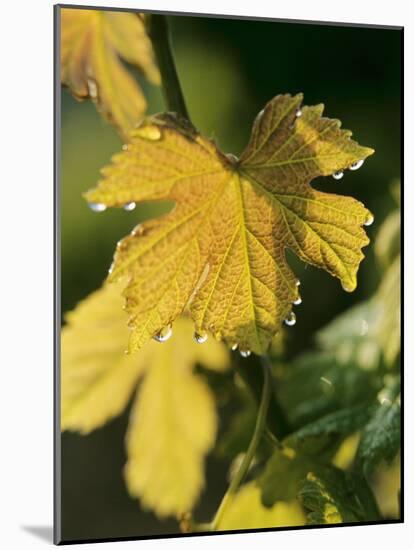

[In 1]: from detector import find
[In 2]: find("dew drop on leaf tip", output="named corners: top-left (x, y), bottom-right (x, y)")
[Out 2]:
top-left (284, 311), bottom-right (296, 326)
top-left (364, 214), bottom-right (374, 226)
top-left (295, 108), bottom-right (302, 118)
top-left (88, 202), bottom-right (107, 212)
top-left (153, 325), bottom-right (173, 343)
top-left (123, 202), bottom-right (136, 212)
top-left (293, 296), bottom-right (302, 306)
top-left (341, 282), bottom-right (354, 293)
top-left (193, 331), bottom-right (208, 344)
top-left (231, 343), bottom-right (238, 351)
top-left (350, 159), bottom-right (364, 171)
top-left (332, 171), bottom-right (344, 180)
top-left (239, 349), bottom-right (251, 358)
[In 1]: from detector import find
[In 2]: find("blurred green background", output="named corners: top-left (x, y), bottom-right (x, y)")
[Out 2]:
top-left (60, 11), bottom-right (401, 542)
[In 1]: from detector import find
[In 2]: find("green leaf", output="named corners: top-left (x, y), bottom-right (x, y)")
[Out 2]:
top-left (374, 209), bottom-right (400, 269)
top-left (285, 405), bottom-right (372, 459)
top-left (258, 406), bottom-right (372, 508)
top-left (374, 255), bottom-right (401, 365)
top-left (317, 301), bottom-right (382, 371)
top-left (319, 191), bottom-right (401, 368)
top-left (299, 467), bottom-right (380, 524)
top-left (276, 351), bottom-right (378, 428)
top-left (356, 380), bottom-right (401, 476)
top-left (259, 447), bottom-right (313, 506)
top-left (85, 94), bottom-right (374, 355)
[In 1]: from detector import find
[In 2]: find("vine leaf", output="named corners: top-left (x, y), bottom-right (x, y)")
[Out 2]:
top-left (356, 384), bottom-right (401, 476)
top-left (298, 467), bottom-right (379, 524)
top-left (216, 482), bottom-right (305, 530)
top-left (60, 8), bottom-right (160, 136)
top-left (259, 447), bottom-right (314, 506)
top-left (85, 94), bottom-right (374, 355)
top-left (61, 282), bottom-right (229, 517)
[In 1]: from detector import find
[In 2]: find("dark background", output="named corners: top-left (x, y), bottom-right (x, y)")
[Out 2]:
top-left (60, 10), bottom-right (402, 541)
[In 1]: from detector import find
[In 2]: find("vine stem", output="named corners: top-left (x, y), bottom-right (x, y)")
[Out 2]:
top-left (146, 20), bottom-right (275, 532)
top-left (147, 14), bottom-right (190, 120)
top-left (210, 356), bottom-right (272, 530)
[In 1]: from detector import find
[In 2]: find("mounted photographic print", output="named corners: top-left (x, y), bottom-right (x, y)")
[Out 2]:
top-left (54, 4), bottom-right (403, 544)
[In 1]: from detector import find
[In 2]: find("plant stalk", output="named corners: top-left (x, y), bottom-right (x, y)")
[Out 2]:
top-left (145, 20), bottom-right (276, 530)
top-left (147, 14), bottom-right (190, 120)
top-left (210, 355), bottom-right (272, 530)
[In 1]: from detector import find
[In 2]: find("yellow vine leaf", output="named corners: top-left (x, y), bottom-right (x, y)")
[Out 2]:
top-left (61, 282), bottom-right (147, 433)
top-left (216, 483), bottom-right (305, 530)
top-left (85, 94), bottom-right (374, 355)
top-left (60, 8), bottom-right (160, 136)
top-left (61, 283), bottom-right (229, 516)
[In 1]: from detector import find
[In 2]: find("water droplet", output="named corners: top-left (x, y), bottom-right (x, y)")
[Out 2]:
top-left (293, 296), bottom-right (302, 306)
top-left (239, 349), bottom-right (251, 358)
top-left (364, 214), bottom-right (374, 226)
top-left (116, 239), bottom-right (128, 251)
top-left (122, 144), bottom-right (130, 151)
top-left (350, 159), bottom-right (364, 171)
top-left (295, 108), bottom-right (302, 118)
top-left (134, 125), bottom-right (161, 141)
top-left (123, 202), bottom-right (136, 212)
top-left (284, 311), bottom-right (296, 326)
top-left (341, 282), bottom-right (354, 293)
top-left (88, 202), bottom-right (107, 212)
top-left (87, 79), bottom-right (98, 99)
top-left (295, 280), bottom-right (301, 287)
top-left (131, 225), bottom-right (144, 237)
top-left (332, 171), bottom-right (344, 180)
top-left (226, 153), bottom-right (239, 164)
top-left (231, 343), bottom-right (238, 351)
top-left (153, 325), bottom-right (173, 343)
top-left (194, 331), bottom-right (208, 344)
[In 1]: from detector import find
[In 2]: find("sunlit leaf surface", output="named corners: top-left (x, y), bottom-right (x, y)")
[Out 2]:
top-left (216, 482), bottom-right (305, 530)
top-left (86, 94), bottom-right (374, 355)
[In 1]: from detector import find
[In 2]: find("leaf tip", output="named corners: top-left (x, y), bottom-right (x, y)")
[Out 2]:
top-left (341, 279), bottom-right (357, 293)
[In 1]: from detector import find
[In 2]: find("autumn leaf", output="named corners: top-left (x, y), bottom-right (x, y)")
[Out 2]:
top-left (60, 8), bottom-right (160, 136)
top-left (61, 282), bottom-right (146, 433)
top-left (215, 482), bottom-right (305, 530)
top-left (61, 283), bottom-right (229, 517)
top-left (85, 94), bottom-right (374, 355)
